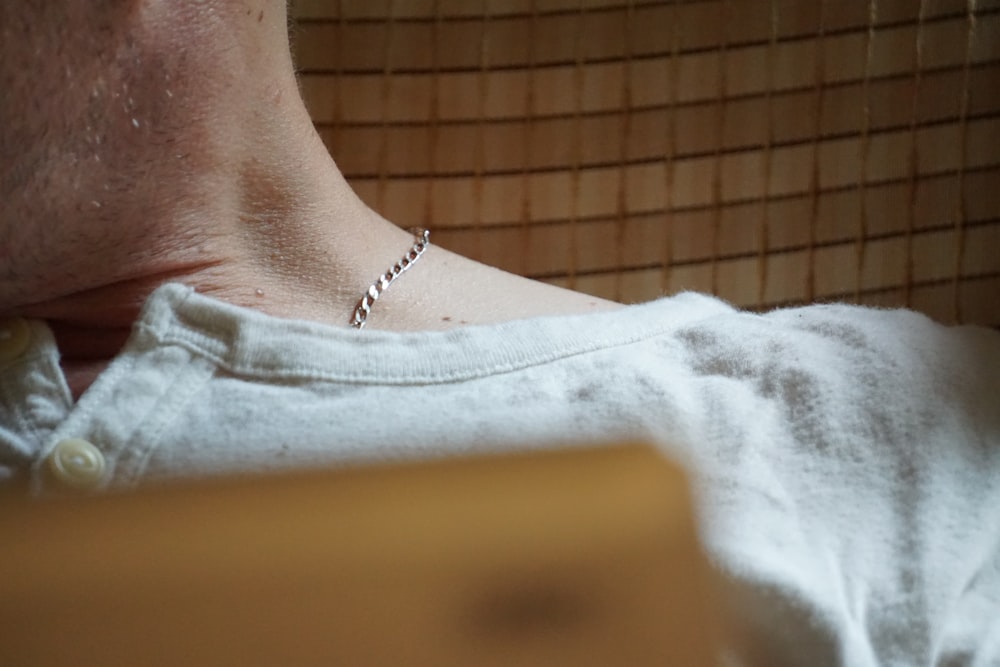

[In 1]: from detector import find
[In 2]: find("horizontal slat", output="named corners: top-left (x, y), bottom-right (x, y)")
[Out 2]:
top-left (293, 0), bottom-right (1000, 25)
top-left (294, 0), bottom-right (988, 60)
top-left (300, 13), bottom-right (1000, 122)
top-left (292, 0), bottom-right (660, 22)
top-left (321, 63), bottom-right (1000, 176)
top-left (346, 120), bottom-right (998, 226)
top-left (430, 172), bottom-right (999, 266)
top-left (296, 8), bottom-right (997, 76)
top-left (433, 213), bottom-right (998, 284)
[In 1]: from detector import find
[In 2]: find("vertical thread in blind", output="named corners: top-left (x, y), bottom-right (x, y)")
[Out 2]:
top-left (374, 1), bottom-right (397, 214)
top-left (613, 0), bottom-right (636, 302)
top-left (953, 0), bottom-right (978, 324)
top-left (471, 8), bottom-right (491, 263)
top-left (568, 2), bottom-right (587, 291)
top-left (856, 0), bottom-right (878, 305)
top-left (807, 0), bottom-right (828, 303)
top-left (660, 0), bottom-right (681, 296)
top-left (423, 2), bottom-right (442, 231)
top-left (709, 0), bottom-right (731, 296)
top-left (758, 0), bottom-right (779, 307)
top-left (905, 0), bottom-right (928, 308)
top-left (518, 0), bottom-right (539, 277)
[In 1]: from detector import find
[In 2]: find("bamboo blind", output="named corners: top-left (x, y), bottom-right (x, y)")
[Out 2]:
top-left (293, 0), bottom-right (999, 327)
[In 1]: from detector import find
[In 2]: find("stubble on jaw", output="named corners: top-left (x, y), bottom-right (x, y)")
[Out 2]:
top-left (0, 2), bottom-right (134, 305)
top-left (0, 1), bottom-right (236, 313)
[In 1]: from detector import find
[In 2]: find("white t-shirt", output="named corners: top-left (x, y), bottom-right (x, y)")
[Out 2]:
top-left (2, 283), bottom-right (998, 664)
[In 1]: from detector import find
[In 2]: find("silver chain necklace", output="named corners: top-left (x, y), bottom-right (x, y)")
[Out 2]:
top-left (350, 228), bottom-right (431, 329)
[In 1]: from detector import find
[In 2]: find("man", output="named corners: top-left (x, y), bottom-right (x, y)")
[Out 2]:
top-left (2, 2), bottom-right (998, 664)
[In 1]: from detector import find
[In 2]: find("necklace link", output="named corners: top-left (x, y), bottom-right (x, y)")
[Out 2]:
top-left (351, 229), bottom-right (430, 329)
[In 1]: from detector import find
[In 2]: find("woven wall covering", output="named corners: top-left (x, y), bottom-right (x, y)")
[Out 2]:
top-left (294, 0), bottom-right (1000, 326)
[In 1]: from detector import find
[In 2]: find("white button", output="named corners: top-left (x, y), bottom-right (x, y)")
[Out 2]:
top-left (0, 318), bottom-right (31, 363)
top-left (47, 439), bottom-right (107, 490)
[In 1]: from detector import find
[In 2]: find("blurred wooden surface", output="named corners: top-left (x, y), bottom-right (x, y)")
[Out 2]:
top-left (0, 444), bottom-right (716, 666)
top-left (294, 0), bottom-right (1000, 327)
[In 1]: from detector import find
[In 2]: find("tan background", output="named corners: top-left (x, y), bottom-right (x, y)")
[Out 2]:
top-left (292, 0), bottom-right (999, 327)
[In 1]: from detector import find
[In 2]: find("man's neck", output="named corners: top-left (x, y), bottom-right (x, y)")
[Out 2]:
top-left (0, 0), bottom-right (417, 395)
top-left (0, 0), bottom-right (621, 401)
top-left (12, 156), bottom-right (430, 400)
top-left (2, 0), bottom-right (387, 318)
